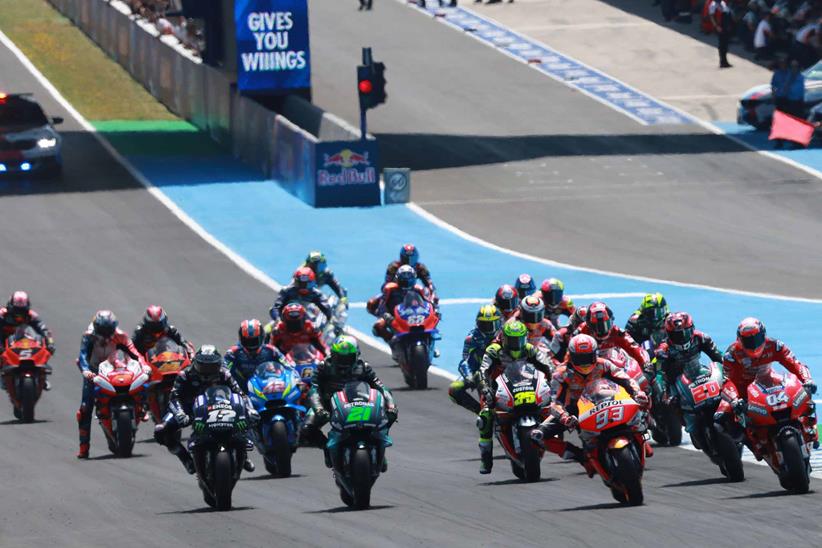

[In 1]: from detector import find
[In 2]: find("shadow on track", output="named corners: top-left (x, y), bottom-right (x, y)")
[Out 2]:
top-left (242, 474), bottom-right (305, 481)
top-left (556, 501), bottom-right (629, 512)
top-left (726, 490), bottom-right (812, 499)
top-left (87, 453), bottom-right (148, 461)
top-left (0, 419), bottom-right (50, 425)
top-left (662, 477), bottom-right (731, 488)
top-left (157, 506), bottom-right (256, 515)
top-left (479, 477), bottom-right (556, 486)
top-left (305, 504), bottom-right (395, 514)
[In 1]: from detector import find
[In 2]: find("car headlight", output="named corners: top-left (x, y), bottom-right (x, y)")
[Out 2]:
top-left (37, 137), bottom-right (57, 149)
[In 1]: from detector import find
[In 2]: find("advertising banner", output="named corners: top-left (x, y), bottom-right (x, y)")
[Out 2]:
top-left (314, 140), bottom-right (380, 207)
top-left (383, 168), bottom-right (411, 204)
top-left (235, 0), bottom-right (311, 92)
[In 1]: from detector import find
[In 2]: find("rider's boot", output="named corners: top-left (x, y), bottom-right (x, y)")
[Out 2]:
top-left (479, 439), bottom-right (493, 474)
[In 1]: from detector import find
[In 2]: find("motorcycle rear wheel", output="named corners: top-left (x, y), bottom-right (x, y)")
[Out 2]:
top-left (351, 447), bottom-right (372, 509)
top-left (214, 451), bottom-right (234, 510)
top-left (779, 433), bottom-right (810, 494)
top-left (115, 409), bottom-right (134, 458)
top-left (19, 376), bottom-right (36, 423)
top-left (410, 344), bottom-right (429, 390)
top-left (611, 446), bottom-right (643, 506)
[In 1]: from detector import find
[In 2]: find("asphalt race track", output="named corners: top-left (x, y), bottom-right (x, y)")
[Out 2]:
top-left (1, 6), bottom-right (822, 548)
top-left (310, 0), bottom-right (822, 299)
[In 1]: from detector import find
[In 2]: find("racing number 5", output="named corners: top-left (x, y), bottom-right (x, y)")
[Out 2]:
top-left (595, 406), bottom-right (624, 429)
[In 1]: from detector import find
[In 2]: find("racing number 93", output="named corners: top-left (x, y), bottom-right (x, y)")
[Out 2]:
top-left (595, 405), bottom-right (624, 429)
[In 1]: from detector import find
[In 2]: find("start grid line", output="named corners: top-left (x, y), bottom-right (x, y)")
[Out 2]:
top-left (402, 1), bottom-right (694, 126)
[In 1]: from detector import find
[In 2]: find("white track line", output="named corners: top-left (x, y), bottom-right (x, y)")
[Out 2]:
top-left (349, 293), bottom-right (647, 309)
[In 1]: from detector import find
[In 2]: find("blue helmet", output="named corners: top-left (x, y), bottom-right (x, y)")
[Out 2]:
top-left (396, 264), bottom-right (417, 289)
top-left (400, 243), bottom-right (419, 267)
top-left (514, 273), bottom-right (536, 299)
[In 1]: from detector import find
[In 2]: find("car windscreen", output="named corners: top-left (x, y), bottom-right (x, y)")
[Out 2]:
top-left (0, 97), bottom-right (49, 127)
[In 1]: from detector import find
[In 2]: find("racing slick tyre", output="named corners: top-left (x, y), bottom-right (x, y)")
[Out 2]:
top-left (510, 459), bottom-right (526, 480)
top-left (611, 446), bottom-right (643, 506)
top-left (410, 345), bottom-right (429, 390)
top-left (20, 376), bottom-right (36, 423)
top-left (714, 429), bottom-right (744, 482)
top-left (351, 447), bottom-right (372, 509)
top-left (271, 421), bottom-right (292, 477)
top-left (115, 408), bottom-right (134, 458)
top-left (666, 408), bottom-right (682, 446)
top-left (214, 450), bottom-right (234, 510)
top-left (778, 433), bottom-right (810, 494)
top-left (519, 427), bottom-right (541, 483)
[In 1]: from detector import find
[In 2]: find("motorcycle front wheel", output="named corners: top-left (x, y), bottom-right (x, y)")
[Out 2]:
top-left (351, 447), bottom-right (373, 509)
top-left (115, 408), bottom-right (135, 458)
top-left (214, 450), bottom-right (234, 510)
top-left (19, 376), bottom-right (36, 423)
top-left (778, 432), bottom-right (810, 494)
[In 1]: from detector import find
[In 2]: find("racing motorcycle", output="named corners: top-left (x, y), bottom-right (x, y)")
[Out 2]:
top-left (328, 381), bottom-right (393, 509)
top-left (1, 326), bottom-right (52, 422)
top-left (92, 352), bottom-right (149, 458)
top-left (672, 357), bottom-right (743, 481)
top-left (285, 343), bottom-right (324, 387)
top-left (492, 361), bottom-right (551, 482)
top-left (190, 386), bottom-right (250, 510)
top-left (389, 290), bottom-right (440, 389)
top-left (247, 361), bottom-right (305, 477)
top-left (577, 378), bottom-right (648, 505)
top-left (740, 366), bottom-right (816, 494)
top-left (145, 337), bottom-right (190, 424)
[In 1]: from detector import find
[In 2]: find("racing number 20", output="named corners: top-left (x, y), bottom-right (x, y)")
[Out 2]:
top-left (595, 406), bottom-right (624, 429)
top-left (690, 381), bottom-right (720, 404)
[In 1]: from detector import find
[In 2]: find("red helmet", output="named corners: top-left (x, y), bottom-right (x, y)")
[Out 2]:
top-left (737, 317), bottom-right (766, 358)
top-left (568, 334), bottom-right (598, 376)
top-left (8, 291), bottom-right (30, 322)
top-left (569, 305), bottom-right (588, 331)
top-left (239, 319), bottom-right (264, 354)
top-left (143, 305), bottom-right (168, 334)
top-left (494, 284), bottom-right (520, 317)
top-left (665, 312), bottom-right (695, 351)
top-left (519, 295), bottom-right (545, 326)
top-left (540, 278), bottom-right (565, 307)
top-left (293, 267), bottom-right (317, 295)
top-left (586, 302), bottom-right (614, 341)
top-left (282, 303), bottom-right (307, 333)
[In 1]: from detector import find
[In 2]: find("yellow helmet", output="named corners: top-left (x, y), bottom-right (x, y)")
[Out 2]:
top-left (476, 304), bottom-right (501, 335)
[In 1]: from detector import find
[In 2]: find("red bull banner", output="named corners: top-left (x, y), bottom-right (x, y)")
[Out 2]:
top-left (314, 140), bottom-right (380, 207)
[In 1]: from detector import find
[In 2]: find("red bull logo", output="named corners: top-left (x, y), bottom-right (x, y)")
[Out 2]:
top-left (323, 149), bottom-right (370, 169)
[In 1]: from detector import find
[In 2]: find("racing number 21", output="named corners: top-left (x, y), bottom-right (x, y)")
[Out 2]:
top-left (347, 406), bottom-right (372, 422)
top-left (595, 406), bottom-right (624, 429)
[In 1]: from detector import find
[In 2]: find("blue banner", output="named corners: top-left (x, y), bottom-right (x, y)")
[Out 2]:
top-left (235, 0), bottom-right (311, 92)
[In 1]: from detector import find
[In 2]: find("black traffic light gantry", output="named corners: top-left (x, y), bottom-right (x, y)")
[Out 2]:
top-left (357, 62), bottom-right (387, 112)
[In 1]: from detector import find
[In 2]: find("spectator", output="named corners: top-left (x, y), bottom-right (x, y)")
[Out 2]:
top-left (771, 56), bottom-right (806, 149)
top-left (709, 0), bottom-right (734, 68)
top-left (754, 11), bottom-right (774, 60)
top-left (792, 19), bottom-right (819, 68)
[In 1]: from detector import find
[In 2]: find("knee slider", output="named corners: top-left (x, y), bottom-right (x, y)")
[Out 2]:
top-left (448, 380), bottom-right (465, 402)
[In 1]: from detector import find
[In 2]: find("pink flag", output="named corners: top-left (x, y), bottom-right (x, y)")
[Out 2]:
top-left (769, 110), bottom-right (815, 147)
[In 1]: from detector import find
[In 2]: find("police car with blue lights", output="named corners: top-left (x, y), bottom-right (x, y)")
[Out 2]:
top-left (0, 92), bottom-right (63, 177)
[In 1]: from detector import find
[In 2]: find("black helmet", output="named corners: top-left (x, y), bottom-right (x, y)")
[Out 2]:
top-left (193, 344), bottom-right (222, 377)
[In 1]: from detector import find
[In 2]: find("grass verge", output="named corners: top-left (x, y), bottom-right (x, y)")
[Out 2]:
top-left (0, 0), bottom-right (176, 121)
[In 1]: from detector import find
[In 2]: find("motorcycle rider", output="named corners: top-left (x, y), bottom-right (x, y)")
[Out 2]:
top-left (477, 320), bottom-right (554, 474)
top-left (513, 273), bottom-right (536, 300)
top-left (652, 312), bottom-right (723, 402)
top-left (449, 304), bottom-right (501, 415)
top-left (576, 302), bottom-right (650, 372)
top-left (625, 292), bottom-right (669, 347)
top-left (132, 305), bottom-right (192, 356)
top-left (715, 317), bottom-right (817, 447)
top-left (0, 291), bottom-right (55, 391)
top-left (267, 303), bottom-right (329, 357)
top-left (75, 311), bottom-right (145, 458)
top-left (369, 265), bottom-right (430, 342)
top-left (531, 334), bottom-right (650, 474)
top-left (518, 295), bottom-right (556, 349)
top-left (301, 335), bottom-right (398, 468)
top-left (269, 267), bottom-right (333, 323)
top-left (494, 284), bottom-right (520, 321)
top-left (538, 278), bottom-right (576, 328)
top-left (548, 305), bottom-right (588, 361)
top-left (384, 243), bottom-right (436, 297)
top-left (303, 250), bottom-right (348, 302)
top-left (154, 345), bottom-right (258, 474)
top-left (225, 319), bottom-right (290, 387)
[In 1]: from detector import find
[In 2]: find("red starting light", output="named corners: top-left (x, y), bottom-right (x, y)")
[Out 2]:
top-left (0, 92), bottom-right (7, 103)
top-left (358, 80), bottom-right (373, 94)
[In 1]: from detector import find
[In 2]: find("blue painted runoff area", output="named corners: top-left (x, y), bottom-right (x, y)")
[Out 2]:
top-left (125, 152), bottom-right (822, 380)
top-left (408, 3), bottom-right (692, 126)
top-left (715, 121), bottom-right (822, 170)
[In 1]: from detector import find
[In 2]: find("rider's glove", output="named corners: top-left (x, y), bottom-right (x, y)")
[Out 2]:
top-left (82, 370), bottom-right (94, 381)
top-left (560, 414), bottom-right (579, 430)
top-left (175, 410), bottom-right (191, 428)
top-left (804, 381), bottom-right (817, 396)
top-left (732, 399), bottom-right (747, 415)
top-left (315, 408), bottom-right (330, 423)
top-left (386, 405), bottom-right (398, 423)
top-left (482, 388), bottom-right (495, 409)
top-left (634, 391), bottom-right (651, 408)
top-left (340, 296), bottom-right (349, 307)
top-left (247, 408), bottom-right (261, 423)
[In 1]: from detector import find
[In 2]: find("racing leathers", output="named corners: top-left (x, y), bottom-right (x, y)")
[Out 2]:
top-left (715, 338), bottom-right (816, 442)
top-left (368, 284), bottom-right (434, 342)
top-left (449, 327), bottom-right (495, 415)
top-left (625, 311), bottom-right (665, 348)
top-left (304, 265), bottom-right (347, 300)
top-left (576, 323), bottom-right (651, 374)
top-left (534, 357), bottom-right (645, 469)
top-left (384, 260), bottom-right (436, 295)
top-left (476, 343), bottom-right (553, 472)
top-left (0, 306), bottom-right (55, 351)
top-left (652, 331), bottom-right (723, 401)
top-left (267, 320), bottom-right (328, 356)
top-left (75, 327), bottom-right (143, 454)
top-left (155, 365), bottom-right (252, 471)
top-left (132, 322), bottom-right (191, 356)
top-left (224, 343), bottom-right (289, 389)
top-left (544, 296), bottom-right (575, 329)
top-left (269, 285), bottom-right (333, 323)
